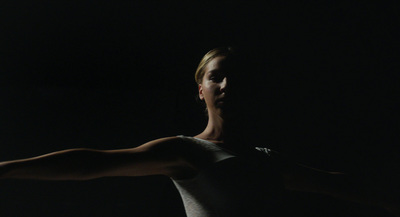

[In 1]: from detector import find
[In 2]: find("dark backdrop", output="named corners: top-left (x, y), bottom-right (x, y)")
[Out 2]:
top-left (1, 1), bottom-right (399, 216)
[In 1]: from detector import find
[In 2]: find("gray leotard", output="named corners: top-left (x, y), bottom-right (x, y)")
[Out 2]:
top-left (172, 136), bottom-right (283, 217)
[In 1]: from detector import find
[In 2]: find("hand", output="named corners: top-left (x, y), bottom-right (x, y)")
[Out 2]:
top-left (0, 162), bottom-right (5, 179)
top-left (384, 201), bottom-right (400, 217)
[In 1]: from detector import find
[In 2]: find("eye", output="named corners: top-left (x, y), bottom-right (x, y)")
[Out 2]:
top-left (209, 75), bottom-right (223, 82)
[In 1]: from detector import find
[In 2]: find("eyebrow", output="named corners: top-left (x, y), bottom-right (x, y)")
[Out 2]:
top-left (207, 69), bottom-right (222, 74)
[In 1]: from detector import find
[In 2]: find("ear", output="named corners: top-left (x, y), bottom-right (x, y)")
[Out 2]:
top-left (198, 84), bottom-right (204, 100)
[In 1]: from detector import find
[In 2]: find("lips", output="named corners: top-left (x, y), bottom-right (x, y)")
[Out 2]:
top-left (216, 97), bottom-right (227, 102)
top-left (216, 96), bottom-right (231, 104)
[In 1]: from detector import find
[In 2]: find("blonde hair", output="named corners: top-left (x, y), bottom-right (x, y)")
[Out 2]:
top-left (195, 47), bottom-right (236, 84)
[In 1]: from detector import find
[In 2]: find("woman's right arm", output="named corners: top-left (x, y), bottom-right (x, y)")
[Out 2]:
top-left (0, 137), bottom-right (196, 181)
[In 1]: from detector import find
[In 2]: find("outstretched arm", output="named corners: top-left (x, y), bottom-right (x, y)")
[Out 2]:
top-left (277, 154), bottom-right (399, 216)
top-left (0, 137), bottom-right (193, 181)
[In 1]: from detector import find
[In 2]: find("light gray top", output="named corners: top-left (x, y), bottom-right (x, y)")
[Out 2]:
top-left (172, 136), bottom-right (282, 217)
top-left (172, 136), bottom-right (235, 217)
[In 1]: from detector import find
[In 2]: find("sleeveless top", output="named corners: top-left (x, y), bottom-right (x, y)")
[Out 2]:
top-left (172, 136), bottom-right (284, 217)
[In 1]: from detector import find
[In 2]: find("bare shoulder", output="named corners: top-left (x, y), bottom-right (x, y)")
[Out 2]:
top-left (133, 136), bottom-right (209, 179)
top-left (136, 136), bottom-right (211, 159)
top-left (134, 136), bottom-right (188, 153)
top-left (140, 136), bottom-right (216, 178)
top-left (130, 136), bottom-right (204, 163)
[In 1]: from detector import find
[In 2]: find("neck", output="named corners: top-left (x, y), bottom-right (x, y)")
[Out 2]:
top-left (197, 111), bottom-right (232, 142)
top-left (197, 111), bottom-right (251, 154)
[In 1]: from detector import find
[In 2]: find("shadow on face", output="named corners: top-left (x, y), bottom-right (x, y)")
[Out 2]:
top-left (195, 47), bottom-right (278, 144)
top-left (214, 51), bottom-right (272, 132)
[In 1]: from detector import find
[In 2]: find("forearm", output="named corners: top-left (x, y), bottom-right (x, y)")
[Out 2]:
top-left (283, 162), bottom-right (394, 212)
top-left (0, 148), bottom-right (112, 180)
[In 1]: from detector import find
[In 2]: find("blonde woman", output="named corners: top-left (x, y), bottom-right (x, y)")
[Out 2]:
top-left (1, 47), bottom-right (397, 216)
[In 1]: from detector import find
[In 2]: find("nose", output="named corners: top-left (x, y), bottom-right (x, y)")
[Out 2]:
top-left (220, 77), bottom-right (228, 92)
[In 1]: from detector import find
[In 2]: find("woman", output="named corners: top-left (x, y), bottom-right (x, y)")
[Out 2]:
top-left (0, 47), bottom-right (397, 216)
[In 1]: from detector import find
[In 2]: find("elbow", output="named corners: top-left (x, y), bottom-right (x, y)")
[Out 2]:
top-left (43, 148), bottom-right (109, 181)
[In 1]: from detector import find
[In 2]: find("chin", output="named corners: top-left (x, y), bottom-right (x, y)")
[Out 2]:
top-left (220, 110), bottom-right (235, 119)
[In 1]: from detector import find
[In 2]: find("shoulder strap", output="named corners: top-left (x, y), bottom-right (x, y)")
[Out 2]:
top-left (255, 147), bottom-right (272, 156)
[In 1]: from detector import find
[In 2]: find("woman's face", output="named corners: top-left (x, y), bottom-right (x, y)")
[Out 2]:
top-left (199, 56), bottom-right (238, 118)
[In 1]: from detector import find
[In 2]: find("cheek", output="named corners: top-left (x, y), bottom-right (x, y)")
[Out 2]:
top-left (200, 86), bottom-right (214, 103)
top-left (203, 83), bottom-right (217, 96)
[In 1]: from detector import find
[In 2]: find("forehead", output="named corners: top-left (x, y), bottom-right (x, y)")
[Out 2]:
top-left (204, 56), bottom-right (233, 73)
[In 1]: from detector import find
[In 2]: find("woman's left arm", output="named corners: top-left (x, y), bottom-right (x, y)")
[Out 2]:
top-left (277, 157), bottom-right (399, 216)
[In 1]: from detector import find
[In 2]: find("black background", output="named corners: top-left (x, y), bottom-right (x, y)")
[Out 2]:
top-left (1, 1), bottom-right (399, 216)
